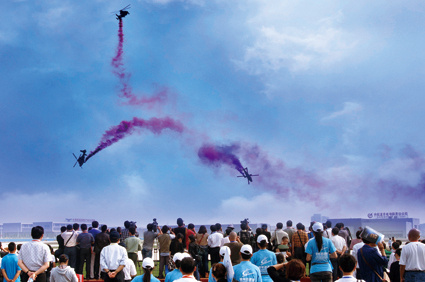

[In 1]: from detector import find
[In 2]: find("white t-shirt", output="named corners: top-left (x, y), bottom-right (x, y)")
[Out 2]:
top-left (399, 242), bottom-right (425, 271)
top-left (388, 253), bottom-right (396, 270)
top-left (331, 235), bottom-right (346, 252)
top-left (122, 258), bottom-right (137, 280)
top-left (336, 276), bottom-right (365, 282)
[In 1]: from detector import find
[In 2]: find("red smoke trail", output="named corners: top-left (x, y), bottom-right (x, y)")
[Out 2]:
top-left (85, 117), bottom-right (184, 162)
top-left (111, 19), bottom-right (167, 106)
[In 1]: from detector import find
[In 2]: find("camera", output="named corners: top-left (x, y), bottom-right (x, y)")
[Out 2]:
top-left (152, 218), bottom-right (158, 230)
top-left (241, 218), bottom-right (250, 225)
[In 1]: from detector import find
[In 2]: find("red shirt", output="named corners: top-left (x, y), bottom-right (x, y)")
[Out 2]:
top-left (186, 229), bottom-right (196, 249)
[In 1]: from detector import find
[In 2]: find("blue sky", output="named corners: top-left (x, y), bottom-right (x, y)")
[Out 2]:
top-left (1, 0), bottom-right (425, 227)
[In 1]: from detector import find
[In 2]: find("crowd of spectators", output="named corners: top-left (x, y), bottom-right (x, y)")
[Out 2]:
top-left (1, 218), bottom-right (424, 282)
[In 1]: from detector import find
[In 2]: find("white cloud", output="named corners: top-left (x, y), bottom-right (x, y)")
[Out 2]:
top-left (236, 9), bottom-right (358, 74)
top-left (322, 102), bottom-right (363, 121)
top-left (121, 173), bottom-right (149, 195)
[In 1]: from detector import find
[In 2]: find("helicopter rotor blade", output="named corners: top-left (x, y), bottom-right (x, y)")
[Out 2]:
top-left (73, 161), bottom-right (77, 168)
top-left (237, 176), bottom-right (245, 178)
top-left (122, 4), bottom-right (131, 10)
top-left (250, 174), bottom-right (259, 177)
top-left (72, 153), bottom-right (78, 160)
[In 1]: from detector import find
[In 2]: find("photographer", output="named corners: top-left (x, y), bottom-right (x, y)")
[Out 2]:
top-left (157, 226), bottom-right (175, 279)
top-left (143, 224), bottom-right (162, 259)
top-left (238, 219), bottom-right (253, 246)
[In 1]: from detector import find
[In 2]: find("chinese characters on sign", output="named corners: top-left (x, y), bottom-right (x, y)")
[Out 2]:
top-left (367, 212), bottom-right (408, 219)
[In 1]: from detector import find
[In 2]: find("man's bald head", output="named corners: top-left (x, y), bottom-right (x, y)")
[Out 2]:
top-left (229, 231), bottom-right (237, 241)
top-left (408, 228), bottom-right (421, 241)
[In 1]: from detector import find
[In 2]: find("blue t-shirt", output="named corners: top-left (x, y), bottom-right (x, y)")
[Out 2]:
top-left (208, 261), bottom-right (232, 282)
top-left (250, 249), bottom-right (276, 282)
top-left (305, 237), bottom-right (336, 274)
top-left (1, 253), bottom-right (21, 282)
top-left (233, 260), bottom-right (262, 282)
top-left (132, 274), bottom-right (160, 282)
top-left (165, 269), bottom-right (182, 282)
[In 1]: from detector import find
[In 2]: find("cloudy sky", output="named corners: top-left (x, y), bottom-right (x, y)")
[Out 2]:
top-left (2, 0), bottom-right (425, 227)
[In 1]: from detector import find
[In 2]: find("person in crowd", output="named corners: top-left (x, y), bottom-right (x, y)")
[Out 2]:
top-left (55, 227), bottom-right (66, 260)
top-left (121, 221), bottom-right (132, 242)
top-left (224, 232), bottom-right (243, 265)
top-left (76, 224), bottom-right (94, 277)
top-left (335, 254), bottom-right (365, 282)
top-left (100, 231), bottom-right (127, 282)
top-left (188, 235), bottom-right (201, 280)
top-left (88, 221), bottom-right (101, 279)
top-left (399, 228), bottom-right (425, 282)
top-left (291, 223), bottom-right (308, 265)
top-left (172, 219), bottom-right (187, 249)
top-left (208, 246), bottom-right (232, 282)
top-left (1, 242), bottom-right (21, 282)
top-left (61, 225), bottom-right (78, 270)
top-left (307, 223), bottom-right (315, 240)
top-left (216, 224), bottom-right (223, 235)
top-left (221, 228), bottom-right (232, 246)
top-left (211, 263), bottom-right (227, 282)
top-left (331, 227), bottom-right (347, 280)
top-left (186, 224), bottom-right (196, 250)
top-left (195, 225), bottom-right (209, 278)
top-left (233, 245), bottom-right (261, 282)
top-left (157, 226), bottom-right (175, 279)
top-left (305, 222), bottom-right (337, 282)
top-left (251, 235), bottom-right (277, 282)
top-left (389, 248), bottom-right (401, 282)
top-left (122, 256), bottom-right (137, 282)
top-left (208, 225), bottom-right (223, 266)
top-left (170, 234), bottom-right (185, 257)
top-left (337, 223), bottom-right (351, 248)
top-left (322, 221), bottom-right (332, 239)
top-left (124, 227), bottom-right (142, 269)
top-left (285, 259), bottom-right (306, 282)
top-left (50, 254), bottom-right (77, 282)
top-left (388, 242), bottom-right (401, 270)
top-left (238, 223), bottom-right (253, 246)
top-left (253, 228), bottom-right (263, 253)
top-left (283, 221), bottom-right (295, 244)
top-left (94, 225), bottom-right (111, 280)
top-left (267, 255), bottom-right (290, 282)
top-left (173, 257), bottom-right (198, 282)
top-left (270, 223), bottom-right (289, 252)
top-left (132, 258), bottom-right (159, 282)
top-left (165, 253), bottom-right (190, 282)
top-left (46, 245), bottom-right (56, 282)
top-left (18, 226), bottom-right (51, 282)
top-left (349, 230), bottom-right (362, 251)
top-left (143, 224), bottom-right (161, 259)
top-left (262, 225), bottom-right (272, 250)
top-left (357, 237), bottom-right (388, 282)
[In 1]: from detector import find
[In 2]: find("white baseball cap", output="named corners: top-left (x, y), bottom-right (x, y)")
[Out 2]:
top-left (173, 252), bottom-right (183, 262)
top-left (240, 244), bottom-right (253, 255)
top-left (220, 246), bottom-right (231, 256)
top-left (142, 258), bottom-right (154, 268)
top-left (257, 234), bottom-right (269, 243)
top-left (181, 253), bottom-right (191, 259)
top-left (312, 222), bottom-right (323, 233)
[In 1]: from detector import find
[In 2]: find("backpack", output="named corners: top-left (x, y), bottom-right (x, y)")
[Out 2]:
top-left (239, 230), bottom-right (251, 245)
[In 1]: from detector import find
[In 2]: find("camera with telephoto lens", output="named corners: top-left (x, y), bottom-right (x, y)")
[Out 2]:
top-left (152, 218), bottom-right (158, 230)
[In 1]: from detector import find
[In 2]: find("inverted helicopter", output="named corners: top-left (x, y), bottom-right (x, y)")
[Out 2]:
top-left (73, 150), bottom-right (87, 168)
top-left (237, 167), bottom-right (259, 184)
top-left (115, 4), bottom-right (130, 20)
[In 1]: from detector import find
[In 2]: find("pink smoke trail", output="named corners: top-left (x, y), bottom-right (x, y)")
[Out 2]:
top-left (86, 117), bottom-right (184, 162)
top-left (111, 19), bottom-right (167, 106)
top-left (198, 144), bottom-right (244, 174)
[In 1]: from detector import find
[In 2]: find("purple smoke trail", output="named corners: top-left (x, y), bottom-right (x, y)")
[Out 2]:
top-left (111, 19), bottom-right (167, 106)
top-left (85, 117), bottom-right (184, 162)
top-left (198, 144), bottom-right (245, 174)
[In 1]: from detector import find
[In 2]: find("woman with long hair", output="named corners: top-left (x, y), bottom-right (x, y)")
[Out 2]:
top-left (132, 258), bottom-right (160, 282)
top-left (251, 235), bottom-right (277, 282)
top-left (305, 222), bottom-right (337, 282)
top-left (195, 225), bottom-right (209, 278)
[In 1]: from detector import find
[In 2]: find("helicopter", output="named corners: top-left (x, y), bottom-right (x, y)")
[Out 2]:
top-left (115, 4), bottom-right (130, 20)
top-left (73, 150), bottom-right (87, 168)
top-left (237, 167), bottom-right (259, 184)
